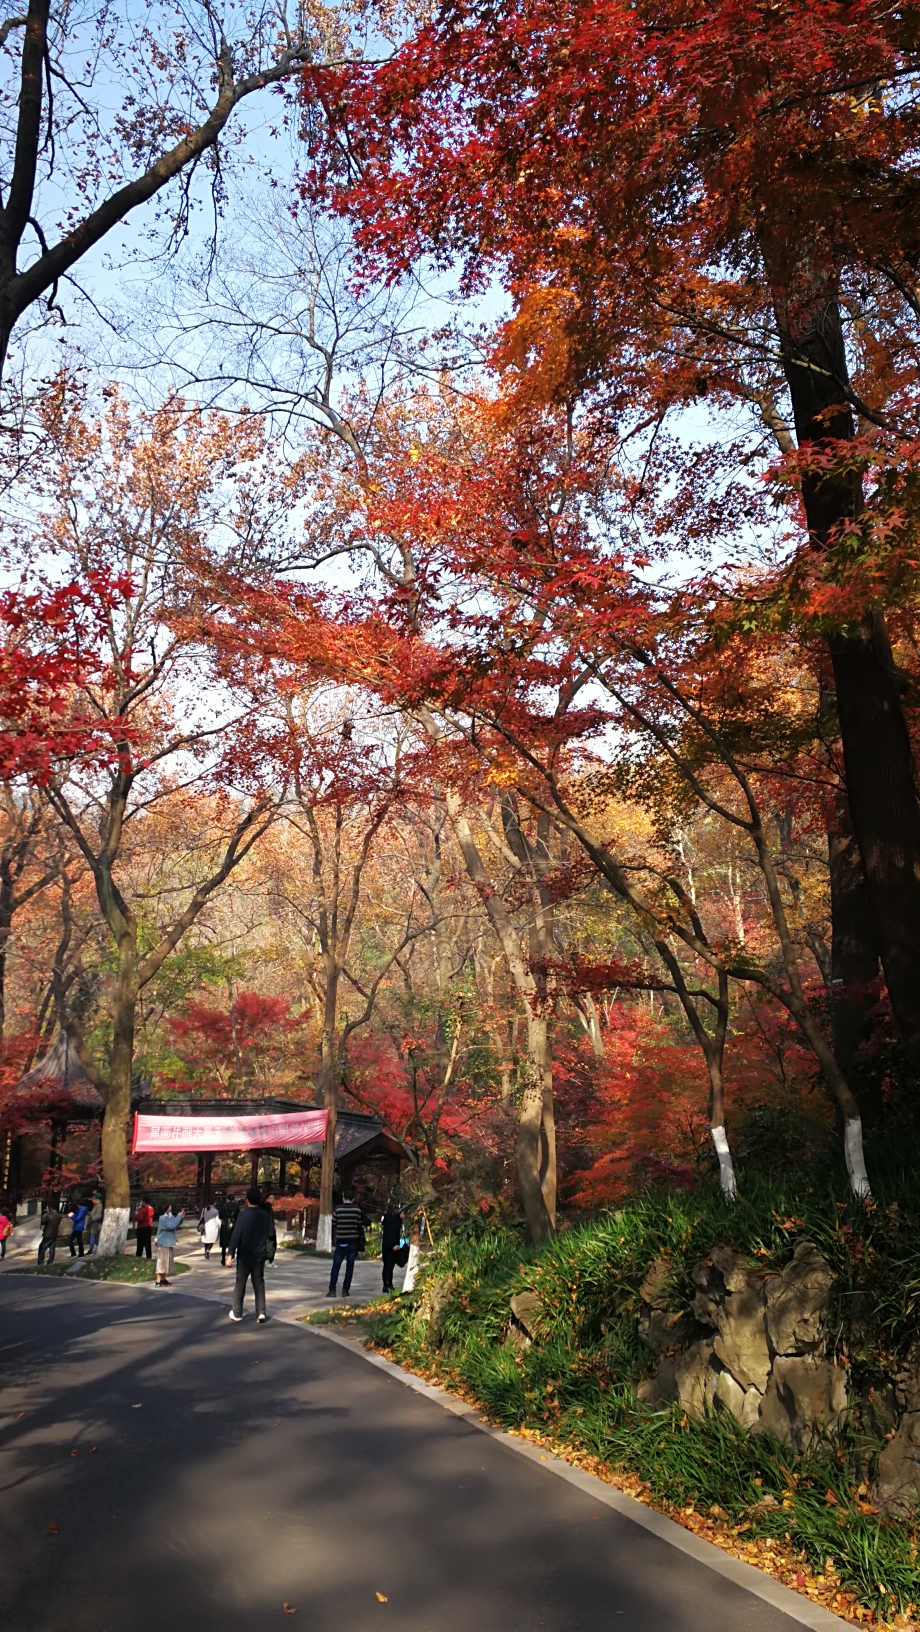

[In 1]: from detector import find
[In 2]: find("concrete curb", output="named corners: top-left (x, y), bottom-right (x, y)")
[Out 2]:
top-left (304, 1323), bottom-right (852, 1632)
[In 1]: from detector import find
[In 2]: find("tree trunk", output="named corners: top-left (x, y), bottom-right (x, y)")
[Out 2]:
top-left (96, 935), bottom-right (137, 1255)
top-left (828, 791), bottom-right (881, 1094)
top-left (316, 980), bottom-right (339, 1254)
top-left (448, 795), bottom-right (555, 1241)
top-left (763, 235), bottom-right (920, 1062)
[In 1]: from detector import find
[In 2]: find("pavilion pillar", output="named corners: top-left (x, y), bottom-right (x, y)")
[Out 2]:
top-left (196, 1154), bottom-right (205, 1209)
top-left (278, 1155), bottom-right (287, 1193)
top-left (203, 1153), bottom-right (213, 1205)
top-left (250, 1153), bottom-right (260, 1189)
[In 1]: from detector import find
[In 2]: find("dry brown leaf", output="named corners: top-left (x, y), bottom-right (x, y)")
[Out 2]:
top-left (283, 1603), bottom-right (297, 1614)
top-left (47, 1521), bottom-right (58, 1534)
top-left (376, 1592), bottom-right (388, 1603)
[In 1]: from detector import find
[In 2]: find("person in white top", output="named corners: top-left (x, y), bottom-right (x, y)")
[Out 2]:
top-left (199, 1202), bottom-right (220, 1260)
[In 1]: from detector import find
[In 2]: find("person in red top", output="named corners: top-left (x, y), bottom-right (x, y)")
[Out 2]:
top-left (135, 1196), bottom-right (155, 1259)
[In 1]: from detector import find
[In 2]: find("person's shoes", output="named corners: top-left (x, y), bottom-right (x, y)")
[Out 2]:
top-left (229, 1311), bottom-right (243, 1322)
top-left (327, 1288), bottom-right (336, 1297)
top-left (258, 1313), bottom-right (267, 1323)
top-left (341, 1290), bottom-right (351, 1297)
top-left (160, 1278), bottom-right (171, 1286)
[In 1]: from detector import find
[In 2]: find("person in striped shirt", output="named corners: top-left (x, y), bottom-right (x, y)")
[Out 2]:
top-left (327, 1191), bottom-right (365, 1297)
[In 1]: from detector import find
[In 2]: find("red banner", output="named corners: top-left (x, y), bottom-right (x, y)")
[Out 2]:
top-left (132, 1108), bottom-right (328, 1154)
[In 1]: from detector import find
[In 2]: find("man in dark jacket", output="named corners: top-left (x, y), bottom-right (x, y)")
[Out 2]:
top-left (228, 1189), bottom-right (276, 1323)
top-left (37, 1201), bottom-right (63, 1264)
top-left (380, 1204), bottom-right (403, 1294)
top-left (327, 1190), bottom-right (365, 1297)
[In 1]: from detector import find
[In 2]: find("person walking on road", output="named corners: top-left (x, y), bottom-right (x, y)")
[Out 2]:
top-left (219, 1194), bottom-right (238, 1267)
top-left (199, 1201), bottom-right (220, 1260)
top-left (327, 1190), bottom-right (365, 1298)
top-left (38, 1201), bottom-right (63, 1264)
top-left (380, 1203), bottom-right (403, 1294)
top-left (227, 1188), bottom-right (276, 1323)
top-left (155, 1200), bottom-right (184, 1287)
top-left (68, 1198), bottom-right (89, 1257)
top-left (135, 1196), bottom-right (154, 1258)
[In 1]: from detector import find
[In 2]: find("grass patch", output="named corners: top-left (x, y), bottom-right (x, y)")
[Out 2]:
top-left (10, 1257), bottom-right (190, 1283)
top-left (363, 1177), bottom-right (920, 1623)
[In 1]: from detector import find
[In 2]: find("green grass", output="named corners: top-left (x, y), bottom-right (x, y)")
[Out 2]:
top-left (10, 1257), bottom-right (189, 1282)
top-left (363, 1176), bottom-right (920, 1619)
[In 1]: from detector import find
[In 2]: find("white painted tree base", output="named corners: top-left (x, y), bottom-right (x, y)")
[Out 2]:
top-left (710, 1125), bottom-right (738, 1200)
top-left (403, 1243), bottom-right (420, 1292)
top-left (845, 1116), bottom-right (871, 1199)
top-left (316, 1212), bottom-right (332, 1254)
top-left (96, 1207), bottom-right (129, 1257)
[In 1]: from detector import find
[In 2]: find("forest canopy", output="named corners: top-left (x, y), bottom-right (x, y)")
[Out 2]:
top-left (1, 0), bottom-right (919, 1256)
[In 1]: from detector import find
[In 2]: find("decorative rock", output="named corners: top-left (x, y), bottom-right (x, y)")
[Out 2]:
top-left (713, 1283), bottom-right (771, 1392)
top-left (873, 1411), bottom-right (920, 1515)
top-left (764, 1241), bottom-right (835, 1356)
top-left (757, 1354), bottom-right (848, 1448)
top-left (639, 1304), bottom-right (687, 1356)
top-left (674, 1340), bottom-right (716, 1419)
top-left (637, 1357), bottom-right (678, 1406)
top-left (509, 1291), bottom-right (544, 1341)
top-left (639, 1258), bottom-right (672, 1309)
top-left (715, 1368), bottom-right (763, 1430)
top-left (892, 1343), bottom-right (920, 1412)
top-left (709, 1246), bottom-right (750, 1293)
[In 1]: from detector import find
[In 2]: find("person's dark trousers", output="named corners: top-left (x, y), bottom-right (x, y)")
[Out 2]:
top-left (232, 1253), bottom-right (266, 1319)
top-left (382, 1246), bottom-right (397, 1292)
top-left (69, 1230), bottom-right (84, 1258)
top-left (328, 1241), bottom-right (358, 1294)
top-left (135, 1226), bottom-right (152, 1259)
top-left (38, 1237), bottom-right (56, 1264)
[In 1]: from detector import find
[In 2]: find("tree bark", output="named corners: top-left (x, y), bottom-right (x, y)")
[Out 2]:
top-left (447, 793), bottom-right (555, 1242)
top-left (316, 976), bottom-right (339, 1254)
top-left (763, 236), bottom-right (920, 1062)
top-left (96, 931), bottom-right (137, 1256)
top-left (828, 791), bottom-right (881, 1094)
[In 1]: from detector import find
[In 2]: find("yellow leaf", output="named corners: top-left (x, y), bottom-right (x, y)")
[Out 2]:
top-left (376, 1592), bottom-right (388, 1603)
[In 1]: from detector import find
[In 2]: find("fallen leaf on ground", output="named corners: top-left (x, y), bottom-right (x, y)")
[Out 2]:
top-left (70, 1450), bottom-right (78, 1457)
top-left (283, 1603), bottom-right (296, 1614)
top-left (274, 1419), bottom-right (281, 1427)
top-left (376, 1592), bottom-right (388, 1603)
top-left (132, 1403), bottom-right (142, 1409)
top-left (47, 1521), bottom-right (57, 1534)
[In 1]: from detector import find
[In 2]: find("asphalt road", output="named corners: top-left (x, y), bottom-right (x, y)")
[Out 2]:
top-left (0, 1278), bottom-right (823, 1632)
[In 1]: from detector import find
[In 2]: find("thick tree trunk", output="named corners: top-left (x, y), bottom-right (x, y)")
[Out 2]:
top-left (763, 237), bottom-right (920, 1061)
top-left (96, 937), bottom-right (137, 1256)
top-left (316, 982), bottom-right (339, 1254)
top-left (830, 621), bottom-right (920, 1057)
top-left (516, 1010), bottom-right (555, 1242)
top-left (448, 795), bottom-right (555, 1242)
top-left (828, 791), bottom-right (881, 1088)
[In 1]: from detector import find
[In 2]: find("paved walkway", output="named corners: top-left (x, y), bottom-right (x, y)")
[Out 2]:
top-left (0, 1275), bottom-right (841, 1632)
top-left (0, 1220), bottom-right (395, 1316)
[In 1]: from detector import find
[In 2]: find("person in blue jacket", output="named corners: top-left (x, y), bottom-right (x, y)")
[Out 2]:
top-left (68, 1198), bottom-right (90, 1258)
top-left (154, 1200), bottom-right (184, 1287)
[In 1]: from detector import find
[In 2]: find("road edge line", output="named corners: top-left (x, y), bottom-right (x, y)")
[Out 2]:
top-left (303, 1322), bottom-right (850, 1632)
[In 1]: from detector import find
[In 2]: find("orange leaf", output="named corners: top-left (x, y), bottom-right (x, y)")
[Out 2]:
top-left (283, 1603), bottom-right (297, 1614)
top-left (376, 1592), bottom-right (388, 1603)
top-left (47, 1521), bottom-right (58, 1534)
top-left (825, 1489), bottom-right (840, 1505)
